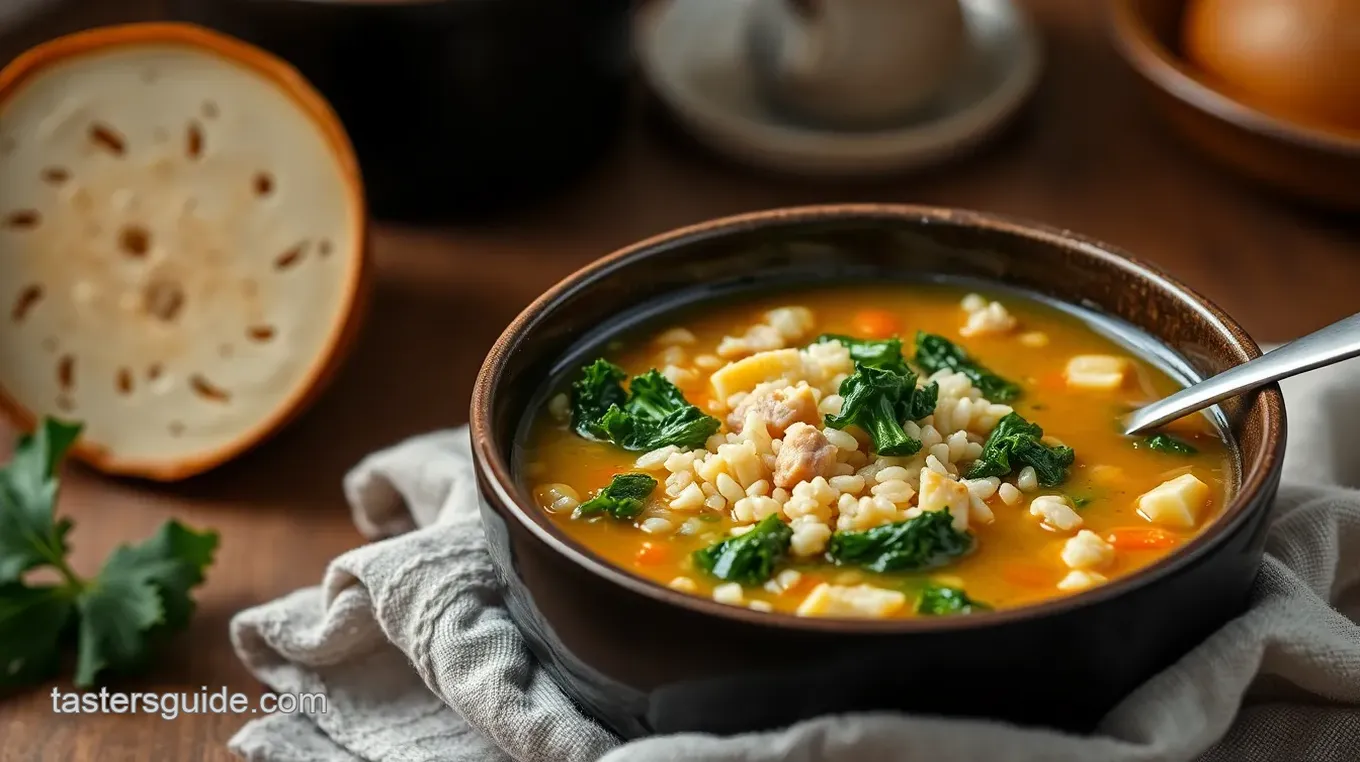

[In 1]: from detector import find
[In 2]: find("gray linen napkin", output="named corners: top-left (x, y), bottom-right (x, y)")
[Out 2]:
top-left (229, 356), bottom-right (1360, 762)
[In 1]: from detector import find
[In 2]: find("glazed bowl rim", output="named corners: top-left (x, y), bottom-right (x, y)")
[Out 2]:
top-left (470, 203), bottom-right (1286, 634)
top-left (1107, 0), bottom-right (1360, 157)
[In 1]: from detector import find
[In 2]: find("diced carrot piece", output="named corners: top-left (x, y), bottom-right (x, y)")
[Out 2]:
top-left (1106, 527), bottom-right (1181, 550)
top-left (635, 542), bottom-right (671, 565)
top-left (1002, 562), bottom-right (1056, 589)
top-left (852, 310), bottom-right (900, 338)
top-left (1040, 371), bottom-right (1067, 390)
top-left (783, 574), bottom-right (824, 597)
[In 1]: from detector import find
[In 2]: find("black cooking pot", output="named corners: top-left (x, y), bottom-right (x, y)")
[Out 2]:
top-left (174, 0), bottom-right (633, 222)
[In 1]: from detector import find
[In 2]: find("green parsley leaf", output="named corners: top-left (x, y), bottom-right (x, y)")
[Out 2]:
top-left (0, 419), bottom-right (81, 583)
top-left (0, 418), bottom-right (218, 689)
top-left (0, 582), bottom-right (73, 688)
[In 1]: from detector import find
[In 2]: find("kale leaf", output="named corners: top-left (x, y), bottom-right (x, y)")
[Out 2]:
top-left (915, 583), bottom-right (991, 616)
top-left (966, 412), bottom-right (1076, 487)
top-left (826, 511), bottom-right (973, 573)
top-left (904, 379), bottom-right (940, 422)
top-left (1140, 433), bottom-right (1198, 456)
top-left (692, 514), bottom-right (792, 585)
top-left (570, 360), bottom-right (720, 451)
top-left (574, 473), bottom-right (657, 520)
top-left (570, 359), bottom-right (629, 441)
top-left (814, 334), bottom-right (910, 375)
top-left (914, 332), bottom-right (1021, 402)
top-left (824, 363), bottom-right (933, 456)
top-left (813, 334), bottom-right (940, 456)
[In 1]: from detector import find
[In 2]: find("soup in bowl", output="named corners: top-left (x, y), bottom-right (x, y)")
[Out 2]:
top-left (471, 205), bottom-right (1283, 738)
top-left (522, 284), bottom-right (1232, 618)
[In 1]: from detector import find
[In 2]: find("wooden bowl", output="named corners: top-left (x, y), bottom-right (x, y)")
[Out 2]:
top-left (470, 204), bottom-right (1286, 739)
top-left (1109, 0), bottom-right (1360, 210)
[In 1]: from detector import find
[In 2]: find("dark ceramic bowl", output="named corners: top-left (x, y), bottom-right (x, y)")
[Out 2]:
top-left (1109, 0), bottom-right (1360, 211)
top-left (471, 205), bottom-right (1285, 739)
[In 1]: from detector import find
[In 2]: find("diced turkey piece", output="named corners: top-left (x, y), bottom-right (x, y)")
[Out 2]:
top-left (1030, 495), bottom-right (1083, 532)
top-left (959, 301), bottom-right (1017, 337)
top-left (774, 423), bottom-right (838, 489)
top-left (726, 385), bottom-right (820, 437)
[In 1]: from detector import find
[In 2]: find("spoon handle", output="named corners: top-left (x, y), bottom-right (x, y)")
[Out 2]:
top-left (1123, 312), bottom-right (1360, 436)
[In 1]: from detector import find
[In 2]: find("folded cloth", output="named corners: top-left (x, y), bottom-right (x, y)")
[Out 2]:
top-left (229, 356), bottom-right (1360, 762)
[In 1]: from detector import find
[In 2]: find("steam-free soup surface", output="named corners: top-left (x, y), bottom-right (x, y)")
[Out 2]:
top-left (521, 285), bottom-right (1230, 619)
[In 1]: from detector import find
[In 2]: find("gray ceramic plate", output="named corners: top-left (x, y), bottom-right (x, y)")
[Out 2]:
top-left (636, 0), bottom-right (1043, 176)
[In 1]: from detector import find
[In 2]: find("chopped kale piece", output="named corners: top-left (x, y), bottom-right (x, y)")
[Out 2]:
top-left (915, 583), bottom-right (991, 615)
top-left (570, 361), bottom-right (720, 451)
top-left (914, 332), bottom-right (1021, 402)
top-left (1141, 433), bottom-right (1198, 456)
top-left (827, 511), bottom-right (973, 573)
top-left (813, 334), bottom-right (910, 375)
top-left (693, 514), bottom-right (793, 586)
top-left (966, 412), bottom-right (1076, 487)
top-left (824, 363), bottom-right (933, 456)
top-left (574, 473), bottom-right (657, 520)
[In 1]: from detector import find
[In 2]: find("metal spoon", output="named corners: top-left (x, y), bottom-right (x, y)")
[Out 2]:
top-left (1123, 312), bottom-right (1360, 436)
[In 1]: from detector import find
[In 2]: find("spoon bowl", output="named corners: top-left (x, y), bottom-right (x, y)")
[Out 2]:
top-left (1124, 312), bottom-right (1360, 436)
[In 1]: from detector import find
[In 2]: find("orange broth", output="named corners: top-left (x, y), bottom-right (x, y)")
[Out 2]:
top-left (520, 284), bottom-right (1231, 617)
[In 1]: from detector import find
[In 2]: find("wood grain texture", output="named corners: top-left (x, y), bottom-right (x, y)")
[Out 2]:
top-left (0, 0), bottom-right (1356, 759)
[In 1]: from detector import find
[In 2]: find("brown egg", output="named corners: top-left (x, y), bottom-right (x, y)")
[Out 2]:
top-left (1183, 0), bottom-right (1360, 132)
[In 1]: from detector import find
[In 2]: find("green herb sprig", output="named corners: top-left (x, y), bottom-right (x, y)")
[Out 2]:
top-left (0, 419), bottom-right (218, 689)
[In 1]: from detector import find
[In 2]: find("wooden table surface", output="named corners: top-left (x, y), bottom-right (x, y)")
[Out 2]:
top-left (0, 0), bottom-right (1356, 759)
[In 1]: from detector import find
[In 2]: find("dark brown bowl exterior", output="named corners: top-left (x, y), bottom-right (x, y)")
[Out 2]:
top-left (471, 205), bottom-right (1285, 739)
top-left (1109, 0), bottom-right (1360, 210)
